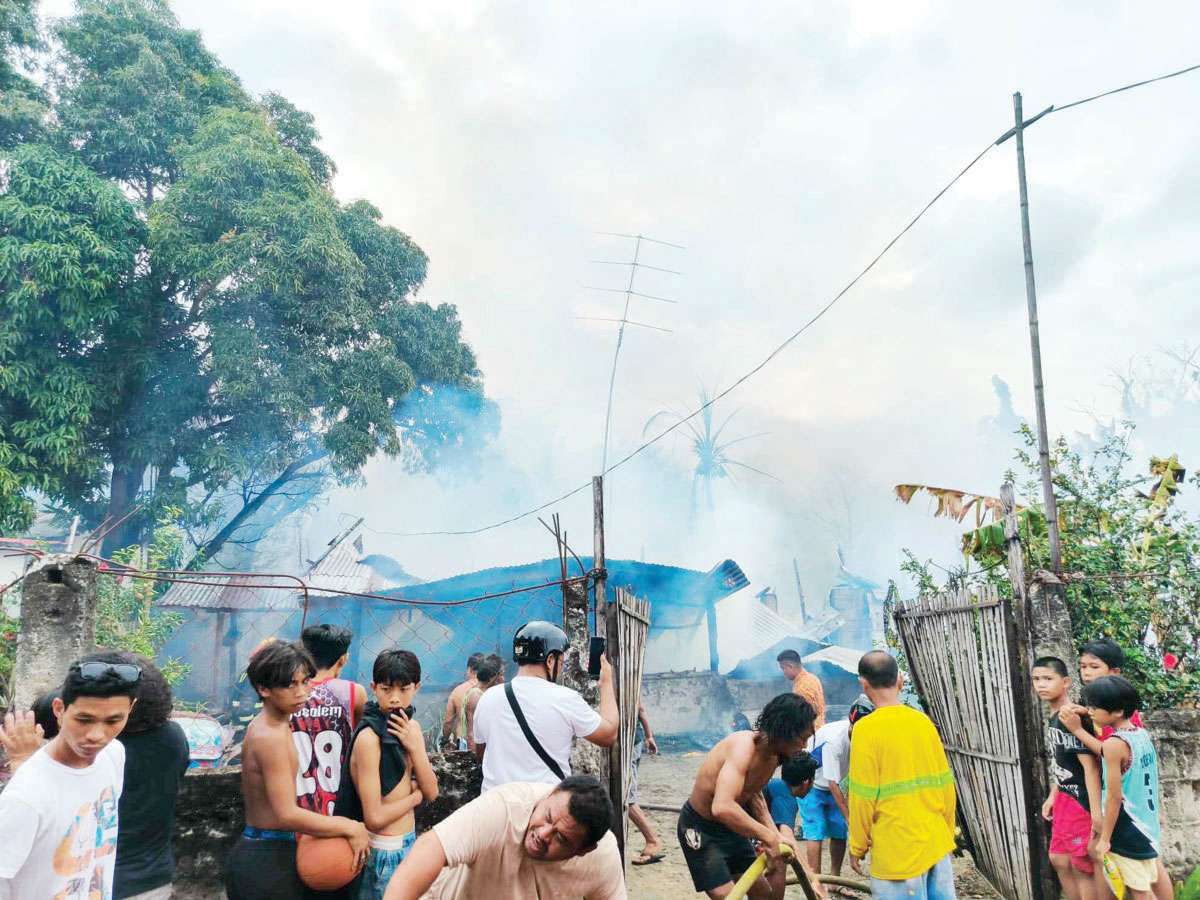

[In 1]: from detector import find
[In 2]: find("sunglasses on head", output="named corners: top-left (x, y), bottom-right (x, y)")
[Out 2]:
top-left (76, 661), bottom-right (142, 683)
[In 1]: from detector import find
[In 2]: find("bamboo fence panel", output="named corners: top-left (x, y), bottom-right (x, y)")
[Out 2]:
top-left (894, 585), bottom-right (1035, 900)
top-left (613, 586), bottom-right (650, 854)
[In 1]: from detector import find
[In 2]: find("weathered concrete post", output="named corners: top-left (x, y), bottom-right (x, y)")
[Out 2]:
top-left (1026, 572), bottom-right (1076, 669)
top-left (562, 578), bottom-right (610, 789)
top-left (13, 556), bottom-right (98, 710)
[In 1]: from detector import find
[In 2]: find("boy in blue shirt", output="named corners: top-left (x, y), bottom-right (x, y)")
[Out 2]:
top-left (762, 752), bottom-right (819, 841)
top-left (1082, 676), bottom-right (1161, 900)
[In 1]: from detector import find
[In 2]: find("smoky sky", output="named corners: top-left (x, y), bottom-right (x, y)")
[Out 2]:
top-left (35, 0), bottom-right (1200, 621)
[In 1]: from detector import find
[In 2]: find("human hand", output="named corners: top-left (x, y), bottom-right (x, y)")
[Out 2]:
top-left (1057, 705), bottom-right (1083, 732)
top-left (849, 853), bottom-right (867, 876)
top-left (1041, 796), bottom-right (1055, 821)
top-left (598, 655), bottom-right (613, 683)
top-left (645, 734), bottom-right (658, 756)
top-left (388, 710), bottom-right (425, 754)
top-left (0, 709), bottom-right (44, 769)
top-left (1093, 837), bottom-right (1110, 860)
top-left (340, 819), bottom-right (370, 871)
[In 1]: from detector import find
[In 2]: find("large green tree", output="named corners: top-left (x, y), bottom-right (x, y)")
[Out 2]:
top-left (0, 0), bottom-right (490, 551)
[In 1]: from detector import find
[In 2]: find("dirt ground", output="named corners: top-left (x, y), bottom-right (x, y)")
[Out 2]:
top-left (176, 751), bottom-right (1002, 899)
top-left (625, 751), bottom-right (1001, 900)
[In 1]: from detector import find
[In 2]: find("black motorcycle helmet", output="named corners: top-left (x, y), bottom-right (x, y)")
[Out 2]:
top-left (513, 620), bottom-right (570, 665)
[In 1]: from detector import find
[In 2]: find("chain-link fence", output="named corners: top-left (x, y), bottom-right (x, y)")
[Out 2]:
top-left (143, 569), bottom-right (593, 738)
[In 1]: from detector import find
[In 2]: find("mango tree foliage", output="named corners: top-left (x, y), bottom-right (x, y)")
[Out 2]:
top-left (0, 0), bottom-right (488, 554)
top-left (0, 144), bottom-right (142, 530)
top-left (0, 0), bottom-right (45, 147)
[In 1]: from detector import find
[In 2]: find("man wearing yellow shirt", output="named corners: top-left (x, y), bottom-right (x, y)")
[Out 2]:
top-left (847, 651), bottom-right (957, 900)
top-left (777, 650), bottom-right (826, 730)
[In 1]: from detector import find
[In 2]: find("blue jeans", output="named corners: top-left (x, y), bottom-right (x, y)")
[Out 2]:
top-left (871, 854), bottom-right (957, 900)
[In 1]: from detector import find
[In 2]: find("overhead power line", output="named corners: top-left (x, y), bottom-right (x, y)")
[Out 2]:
top-left (363, 61), bottom-right (1200, 539)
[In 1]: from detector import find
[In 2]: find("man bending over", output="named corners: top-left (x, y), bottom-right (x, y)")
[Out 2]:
top-left (678, 693), bottom-right (823, 900)
top-left (381, 775), bottom-right (624, 899)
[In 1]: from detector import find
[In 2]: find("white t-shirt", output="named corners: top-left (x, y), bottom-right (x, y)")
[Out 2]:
top-left (808, 719), bottom-right (851, 791)
top-left (473, 677), bottom-right (602, 792)
top-left (423, 781), bottom-right (625, 900)
top-left (0, 740), bottom-right (126, 900)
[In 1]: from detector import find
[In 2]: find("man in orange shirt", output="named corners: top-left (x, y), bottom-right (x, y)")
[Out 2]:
top-left (777, 650), bottom-right (825, 730)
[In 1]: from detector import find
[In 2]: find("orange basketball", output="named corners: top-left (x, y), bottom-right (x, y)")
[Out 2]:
top-left (296, 833), bottom-right (359, 890)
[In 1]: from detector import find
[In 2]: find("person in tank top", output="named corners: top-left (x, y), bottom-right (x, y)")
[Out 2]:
top-left (292, 624), bottom-right (368, 815)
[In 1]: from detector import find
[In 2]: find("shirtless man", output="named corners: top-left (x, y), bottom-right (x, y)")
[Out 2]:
top-left (226, 640), bottom-right (370, 900)
top-left (441, 653), bottom-right (483, 751)
top-left (677, 693), bottom-right (820, 900)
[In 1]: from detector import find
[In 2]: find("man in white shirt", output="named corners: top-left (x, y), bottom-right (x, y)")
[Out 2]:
top-left (473, 621), bottom-right (618, 792)
top-left (0, 654), bottom-right (141, 900)
top-left (800, 696), bottom-right (873, 879)
top-left (382, 775), bottom-right (626, 900)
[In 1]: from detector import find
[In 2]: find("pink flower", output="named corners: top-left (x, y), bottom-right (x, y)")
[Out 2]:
top-left (1163, 652), bottom-right (1179, 671)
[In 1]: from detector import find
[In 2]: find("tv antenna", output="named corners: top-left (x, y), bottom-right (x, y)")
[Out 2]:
top-left (584, 232), bottom-right (684, 478)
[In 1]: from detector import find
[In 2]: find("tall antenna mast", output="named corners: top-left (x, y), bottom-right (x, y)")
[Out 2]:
top-left (585, 232), bottom-right (684, 478)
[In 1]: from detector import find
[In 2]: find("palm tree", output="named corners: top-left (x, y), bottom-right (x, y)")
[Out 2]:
top-left (644, 389), bottom-right (777, 519)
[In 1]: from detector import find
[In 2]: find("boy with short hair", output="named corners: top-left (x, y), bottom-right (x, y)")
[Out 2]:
top-left (294, 623), bottom-right (369, 815)
top-left (461, 656), bottom-right (503, 754)
top-left (1083, 676), bottom-right (1162, 900)
top-left (336, 649), bottom-right (440, 900)
top-left (1033, 656), bottom-right (1101, 900)
top-left (0, 654), bottom-right (139, 900)
top-left (763, 752), bottom-right (819, 842)
top-left (227, 641), bottom-right (369, 900)
top-left (441, 653), bottom-right (484, 751)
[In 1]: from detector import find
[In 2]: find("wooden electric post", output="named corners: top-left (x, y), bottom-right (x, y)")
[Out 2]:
top-left (1012, 91), bottom-right (1063, 575)
top-left (593, 475), bottom-right (624, 859)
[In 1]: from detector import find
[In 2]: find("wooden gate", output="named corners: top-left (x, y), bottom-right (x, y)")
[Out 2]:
top-left (893, 584), bottom-right (1041, 900)
top-left (611, 586), bottom-right (650, 851)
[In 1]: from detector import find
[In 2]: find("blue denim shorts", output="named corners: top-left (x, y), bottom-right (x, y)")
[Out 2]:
top-left (358, 831), bottom-right (417, 900)
top-left (799, 788), bottom-right (848, 841)
top-left (870, 854), bottom-right (957, 900)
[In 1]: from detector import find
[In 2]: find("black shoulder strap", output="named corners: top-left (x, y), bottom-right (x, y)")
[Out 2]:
top-left (504, 681), bottom-right (566, 780)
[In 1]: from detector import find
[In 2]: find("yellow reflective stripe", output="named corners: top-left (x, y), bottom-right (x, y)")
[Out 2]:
top-left (847, 769), bottom-right (954, 802)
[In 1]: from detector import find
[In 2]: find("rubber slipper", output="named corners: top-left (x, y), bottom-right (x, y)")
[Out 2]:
top-left (631, 852), bottom-right (666, 865)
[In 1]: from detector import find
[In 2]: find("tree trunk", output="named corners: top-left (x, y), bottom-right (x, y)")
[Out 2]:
top-left (101, 460), bottom-right (148, 556)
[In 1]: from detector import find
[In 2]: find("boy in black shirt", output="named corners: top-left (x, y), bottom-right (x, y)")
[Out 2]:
top-left (1033, 657), bottom-right (1101, 900)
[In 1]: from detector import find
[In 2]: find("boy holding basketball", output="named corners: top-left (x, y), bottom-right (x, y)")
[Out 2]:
top-left (336, 649), bottom-right (440, 900)
top-left (227, 641), bottom-right (369, 900)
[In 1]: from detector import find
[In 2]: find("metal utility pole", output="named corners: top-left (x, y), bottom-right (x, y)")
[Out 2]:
top-left (1012, 92), bottom-right (1063, 574)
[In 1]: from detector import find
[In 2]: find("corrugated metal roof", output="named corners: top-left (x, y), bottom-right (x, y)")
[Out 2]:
top-left (158, 528), bottom-right (394, 610)
top-left (156, 574), bottom-right (302, 611)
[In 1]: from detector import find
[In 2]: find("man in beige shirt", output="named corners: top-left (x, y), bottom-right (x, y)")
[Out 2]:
top-left (382, 776), bottom-right (625, 900)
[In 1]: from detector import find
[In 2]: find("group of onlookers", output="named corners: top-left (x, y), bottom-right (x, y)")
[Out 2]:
top-left (1035, 639), bottom-right (1170, 900)
top-left (1, 626), bottom-right (1166, 900)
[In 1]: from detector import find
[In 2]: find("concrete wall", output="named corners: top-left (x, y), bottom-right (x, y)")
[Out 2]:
top-left (1144, 709), bottom-right (1200, 875)
top-left (641, 671), bottom-right (808, 741)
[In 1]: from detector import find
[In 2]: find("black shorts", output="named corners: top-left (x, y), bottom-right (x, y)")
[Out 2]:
top-left (677, 800), bottom-right (759, 893)
top-left (225, 834), bottom-right (359, 900)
